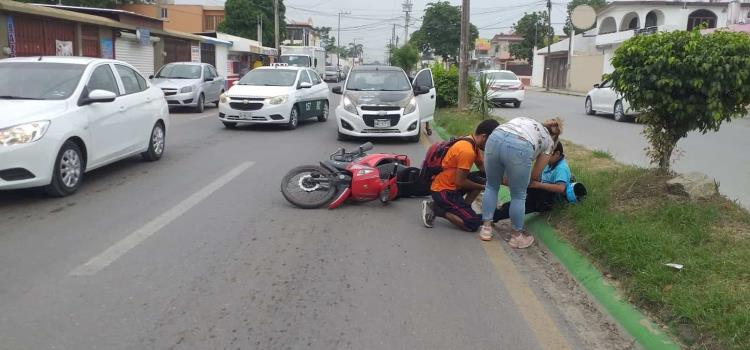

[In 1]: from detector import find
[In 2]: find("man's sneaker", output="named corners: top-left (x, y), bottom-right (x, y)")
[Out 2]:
top-left (422, 200), bottom-right (435, 228)
top-left (479, 224), bottom-right (493, 241)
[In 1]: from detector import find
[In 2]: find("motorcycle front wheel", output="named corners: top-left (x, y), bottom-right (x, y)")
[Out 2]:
top-left (281, 165), bottom-right (339, 209)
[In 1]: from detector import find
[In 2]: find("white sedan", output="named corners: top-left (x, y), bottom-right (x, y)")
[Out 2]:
top-left (585, 79), bottom-right (637, 122)
top-left (218, 65), bottom-right (330, 130)
top-left (0, 57), bottom-right (169, 196)
top-left (478, 70), bottom-right (525, 108)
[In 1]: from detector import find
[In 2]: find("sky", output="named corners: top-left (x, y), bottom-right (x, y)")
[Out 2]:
top-left (177, 0), bottom-right (573, 62)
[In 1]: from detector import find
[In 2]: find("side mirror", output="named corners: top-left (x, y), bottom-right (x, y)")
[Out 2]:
top-left (593, 83), bottom-right (600, 88)
top-left (332, 86), bottom-right (343, 94)
top-left (299, 82), bottom-right (313, 89)
top-left (148, 75), bottom-right (154, 79)
top-left (81, 89), bottom-right (116, 106)
top-left (414, 85), bottom-right (430, 95)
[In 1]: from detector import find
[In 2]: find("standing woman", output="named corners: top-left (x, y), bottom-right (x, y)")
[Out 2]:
top-left (479, 117), bottom-right (563, 248)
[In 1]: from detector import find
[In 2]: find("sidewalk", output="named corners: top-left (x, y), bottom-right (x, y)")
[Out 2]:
top-left (526, 86), bottom-right (587, 97)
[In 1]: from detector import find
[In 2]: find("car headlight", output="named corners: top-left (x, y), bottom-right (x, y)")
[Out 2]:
top-left (180, 86), bottom-right (193, 93)
top-left (219, 93), bottom-right (228, 104)
top-left (404, 97), bottom-right (417, 115)
top-left (0, 121), bottom-right (51, 146)
top-left (343, 96), bottom-right (357, 115)
top-left (267, 95), bottom-right (289, 105)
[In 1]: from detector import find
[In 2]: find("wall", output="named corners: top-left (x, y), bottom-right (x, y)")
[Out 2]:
top-left (120, 4), bottom-right (160, 20)
top-left (570, 54), bottom-right (604, 92)
top-left (596, 3), bottom-right (732, 35)
top-left (0, 14), bottom-right (8, 58)
top-left (531, 51), bottom-right (544, 87)
top-left (215, 44), bottom-right (228, 77)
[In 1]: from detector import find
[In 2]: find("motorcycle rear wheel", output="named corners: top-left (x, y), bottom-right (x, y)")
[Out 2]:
top-left (281, 165), bottom-right (339, 209)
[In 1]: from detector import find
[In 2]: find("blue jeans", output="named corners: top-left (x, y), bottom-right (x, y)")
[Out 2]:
top-left (481, 129), bottom-right (535, 232)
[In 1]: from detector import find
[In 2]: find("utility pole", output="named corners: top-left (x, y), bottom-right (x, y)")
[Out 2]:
top-left (257, 14), bottom-right (262, 44)
top-left (458, 0), bottom-right (470, 110)
top-left (274, 0), bottom-right (280, 53)
top-left (402, 0), bottom-right (413, 45)
top-left (566, 12), bottom-right (574, 90)
top-left (545, 0), bottom-right (552, 91)
top-left (337, 10), bottom-right (350, 68)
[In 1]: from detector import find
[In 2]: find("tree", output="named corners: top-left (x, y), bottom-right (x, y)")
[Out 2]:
top-left (609, 29), bottom-right (750, 172)
top-left (315, 26), bottom-right (337, 53)
top-left (564, 0), bottom-right (607, 35)
top-left (509, 11), bottom-right (552, 64)
top-left (409, 1), bottom-right (478, 63)
top-left (347, 42), bottom-right (363, 60)
top-left (390, 44), bottom-right (420, 74)
top-left (17, 0), bottom-right (145, 7)
top-left (219, 0), bottom-right (286, 48)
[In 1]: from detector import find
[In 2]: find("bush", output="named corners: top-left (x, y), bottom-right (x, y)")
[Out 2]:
top-left (432, 63), bottom-right (478, 108)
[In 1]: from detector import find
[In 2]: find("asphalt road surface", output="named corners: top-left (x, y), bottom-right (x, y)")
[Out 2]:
top-left (0, 86), bottom-right (631, 349)
top-left (500, 91), bottom-right (750, 209)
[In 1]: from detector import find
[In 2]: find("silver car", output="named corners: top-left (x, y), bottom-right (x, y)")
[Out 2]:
top-left (150, 62), bottom-right (225, 113)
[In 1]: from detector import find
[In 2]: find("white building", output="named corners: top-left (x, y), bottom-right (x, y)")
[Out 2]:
top-left (534, 0), bottom-right (750, 91)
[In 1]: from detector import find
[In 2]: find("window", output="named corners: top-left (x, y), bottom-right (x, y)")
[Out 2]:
top-left (299, 70), bottom-right (312, 85)
top-left (135, 73), bottom-right (148, 91)
top-left (160, 8), bottom-right (168, 19)
top-left (309, 70), bottom-right (322, 85)
top-left (204, 15), bottom-right (224, 31)
top-left (645, 12), bottom-right (658, 28)
top-left (209, 66), bottom-right (219, 78)
top-left (88, 65), bottom-right (119, 95)
top-left (346, 70), bottom-right (412, 91)
top-left (237, 69), bottom-right (298, 86)
top-left (203, 66), bottom-right (212, 80)
top-left (414, 70), bottom-right (434, 88)
top-left (115, 65), bottom-right (145, 94)
top-left (0, 62), bottom-right (85, 100)
top-left (687, 9), bottom-right (717, 30)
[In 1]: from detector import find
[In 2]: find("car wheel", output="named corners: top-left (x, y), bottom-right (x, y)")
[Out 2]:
top-left (141, 122), bottom-right (166, 161)
top-left (215, 90), bottom-right (224, 107)
top-left (317, 101), bottom-right (329, 122)
top-left (223, 121), bottom-right (237, 129)
top-left (195, 94), bottom-right (205, 113)
top-left (45, 140), bottom-right (84, 197)
top-left (585, 97), bottom-right (595, 115)
top-left (406, 133), bottom-right (421, 143)
top-left (614, 100), bottom-right (626, 122)
top-left (287, 105), bottom-right (299, 130)
top-left (513, 101), bottom-right (521, 108)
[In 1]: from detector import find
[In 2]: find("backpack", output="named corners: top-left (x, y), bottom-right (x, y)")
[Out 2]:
top-left (417, 137), bottom-right (477, 190)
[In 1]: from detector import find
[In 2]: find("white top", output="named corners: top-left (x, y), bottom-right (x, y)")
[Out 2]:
top-left (498, 117), bottom-right (555, 156)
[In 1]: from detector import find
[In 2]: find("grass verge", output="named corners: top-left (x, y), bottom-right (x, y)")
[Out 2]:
top-left (435, 108), bottom-right (750, 349)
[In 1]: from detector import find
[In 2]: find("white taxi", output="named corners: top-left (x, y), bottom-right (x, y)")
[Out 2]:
top-left (218, 65), bottom-right (330, 130)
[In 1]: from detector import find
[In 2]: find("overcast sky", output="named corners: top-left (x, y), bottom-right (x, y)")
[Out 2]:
top-left (178, 0), bottom-right (572, 62)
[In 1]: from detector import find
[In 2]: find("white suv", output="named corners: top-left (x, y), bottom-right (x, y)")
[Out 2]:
top-left (332, 66), bottom-right (436, 142)
top-left (0, 57), bottom-right (169, 196)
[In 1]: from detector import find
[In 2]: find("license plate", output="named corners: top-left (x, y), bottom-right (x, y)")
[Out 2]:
top-left (239, 112), bottom-right (253, 120)
top-left (374, 119), bottom-right (390, 128)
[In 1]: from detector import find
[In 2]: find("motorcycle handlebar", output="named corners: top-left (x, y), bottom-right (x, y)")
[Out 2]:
top-left (358, 142), bottom-right (374, 153)
top-left (330, 142), bottom-right (374, 162)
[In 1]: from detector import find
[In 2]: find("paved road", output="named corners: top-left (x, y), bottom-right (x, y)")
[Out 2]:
top-left (501, 91), bottom-right (750, 209)
top-left (0, 88), bottom-right (629, 349)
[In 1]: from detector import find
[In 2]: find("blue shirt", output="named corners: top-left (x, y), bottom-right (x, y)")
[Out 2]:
top-left (541, 158), bottom-right (571, 185)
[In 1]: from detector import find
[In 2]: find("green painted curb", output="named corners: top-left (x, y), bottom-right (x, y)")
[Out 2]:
top-left (433, 120), bottom-right (679, 349)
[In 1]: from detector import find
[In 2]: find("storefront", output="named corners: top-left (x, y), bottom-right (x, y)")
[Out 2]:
top-left (114, 28), bottom-right (157, 77)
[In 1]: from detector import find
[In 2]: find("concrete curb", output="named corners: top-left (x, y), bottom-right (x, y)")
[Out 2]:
top-left (431, 123), bottom-right (680, 350)
top-left (527, 87), bottom-right (588, 97)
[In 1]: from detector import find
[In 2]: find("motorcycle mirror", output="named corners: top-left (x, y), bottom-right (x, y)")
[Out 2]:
top-left (359, 142), bottom-right (374, 153)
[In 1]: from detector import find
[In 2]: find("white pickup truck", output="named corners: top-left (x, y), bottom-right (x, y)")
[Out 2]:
top-left (279, 46), bottom-right (326, 77)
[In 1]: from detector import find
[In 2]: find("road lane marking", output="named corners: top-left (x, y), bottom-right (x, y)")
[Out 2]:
top-left (481, 241), bottom-right (573, 350)
top-left (70, 161), bottom-right (255, 276)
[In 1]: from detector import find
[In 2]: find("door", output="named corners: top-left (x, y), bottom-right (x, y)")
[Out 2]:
top-left (413, 68), bottom-right (436, 123)
top-left (590, 79), bottom-right (610, 111)
top-left (598, 79), bottom-right (617, 113)
top-left (296, 70), bottom-right (314, 118)
top-left (200, 65), bottom-right (216, 101)
top-left (114, 36), bottom-right (155, 78)
top-left (85, 64), bottom-right (129, 165)
top-left (308, 70), bottom-right (328, 112)
top-left (114, 64), bottom-right (153, 152)
top-left (209, 65), bottom-right (225, 94)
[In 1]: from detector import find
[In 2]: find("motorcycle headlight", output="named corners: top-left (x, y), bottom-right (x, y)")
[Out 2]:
top-left (219, 93), bottom-right (228, 104)
top-left (0, 121), bottom-right (51, 146)
top-left (343, 96), bottom-right (357, 115)
top-left (180, 86), bottom-right (193, 93)
top-left (267, 95), bottom-right (289, 105)
top-left (357, 168), bottom-right (375, 176)
top-left (404, 97), bottom-right (417, 115)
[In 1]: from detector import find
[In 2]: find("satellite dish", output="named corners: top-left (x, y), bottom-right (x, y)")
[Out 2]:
top-left (571, 5), bottom-right (597, 30)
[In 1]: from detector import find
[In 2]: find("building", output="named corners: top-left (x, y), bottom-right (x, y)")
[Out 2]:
top-left (0, 0), bottom-right (203, 77)
top-left (284, 19), bottom-right (320, 47)
top-left (121, 2), bottom-right (225, 33)
top-left (489, 32), bottom-right (533, 78)
top-left (533, 0), bottom-right (750, 91)
top-left (197, 31), bottom-right (277, 86)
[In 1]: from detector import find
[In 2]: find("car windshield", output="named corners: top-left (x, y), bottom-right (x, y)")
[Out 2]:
top-left (0, 62), bottom-right (85, 100)
top-left (485, 71), bottom-right (518, 81)
top-left (155, 64), bottom-right (202, 79)
top-left (346, 70), bottom-right (411, 91)
top-left (238, 69), bottom-right (298, 86)
top-left (280, 55), bottom-right (311, 67)
top-left (326, 66), bottom-right (337, 72)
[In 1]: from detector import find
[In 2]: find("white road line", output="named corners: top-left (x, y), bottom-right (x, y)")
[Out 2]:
top-left (69, 161), bottom-right (255, 276)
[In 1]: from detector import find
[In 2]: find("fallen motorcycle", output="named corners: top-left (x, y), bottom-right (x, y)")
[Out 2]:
top-left (280, 142), bottom-right (420, 209)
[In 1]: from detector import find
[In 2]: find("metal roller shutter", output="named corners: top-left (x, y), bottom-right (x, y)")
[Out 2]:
top-left (115, 37), bottom-right (154, 77)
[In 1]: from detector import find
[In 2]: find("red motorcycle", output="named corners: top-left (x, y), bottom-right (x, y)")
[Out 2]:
top-left (281, 142), bottom-right (419, 209)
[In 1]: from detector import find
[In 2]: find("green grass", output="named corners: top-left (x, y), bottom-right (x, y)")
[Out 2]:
top-left (433, 113), bottom-right (750, 349)
top-left (434, 108), bottom-right (501, 137)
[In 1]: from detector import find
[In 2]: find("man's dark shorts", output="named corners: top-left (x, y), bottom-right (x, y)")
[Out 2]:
top-left (431, 190), bottom-right (482, 232)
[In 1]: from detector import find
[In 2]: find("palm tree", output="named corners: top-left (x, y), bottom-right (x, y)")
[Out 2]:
top-left (347, 42), bottom-right (364, 60)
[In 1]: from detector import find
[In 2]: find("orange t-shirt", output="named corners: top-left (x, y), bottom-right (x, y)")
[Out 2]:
top-left (430, 139), bottom-right (482, 192)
